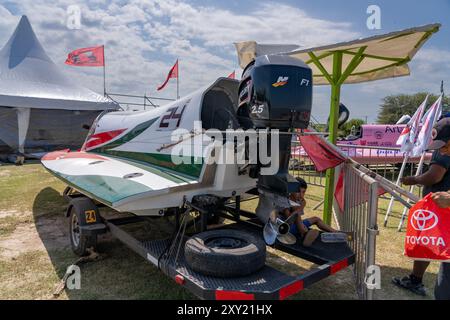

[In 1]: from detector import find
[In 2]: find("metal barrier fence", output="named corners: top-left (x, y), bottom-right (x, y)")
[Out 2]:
top-left (290, 141), bottom-right (427, 197)
top-left (289, 153), bottom-right (379, 298)
top-left (337, 163), bottom-right (379, 300)
top-left (290, 140), bottom-right (427, 232)
top-left (289, 138), bottom-right (424, 299)
top-left (290, 139), bottom-right (326, 187)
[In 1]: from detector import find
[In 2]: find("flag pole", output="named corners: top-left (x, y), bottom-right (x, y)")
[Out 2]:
top-left (383, 154), bottom-right (409, 227)
top-left (177, 76), bottom-right (179, 100)
top-left (397, 94), bottom-right (443, 230)
top-left (177, 60), bottom-right (179, 100)
top-left (103, 45), bottom-right (106, 96)
top-left (397, 153), bottom-right (426, 231)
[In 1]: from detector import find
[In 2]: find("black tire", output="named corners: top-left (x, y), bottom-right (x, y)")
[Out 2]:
top-left (68, 206), bottom-right (97, 256)
top-left (184, 229), bottom-right (266, 278)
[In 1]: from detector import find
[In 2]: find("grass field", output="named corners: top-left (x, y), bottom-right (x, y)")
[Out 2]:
top-left (0, 162), bottom-right (441, 299)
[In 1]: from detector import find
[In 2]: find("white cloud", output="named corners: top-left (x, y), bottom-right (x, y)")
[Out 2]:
top-left (0, 0), bottom-right (448, 123)
top-left (0, 0), bottom-right (359, 101)
top-left (0, 5), bottom-right (20, 44)
top-left (143, 1), bottom-right (359, 47)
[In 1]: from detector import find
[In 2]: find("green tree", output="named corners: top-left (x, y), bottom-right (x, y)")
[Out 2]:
top-left (310, 122), bottom-right (326, 132)
top-left (340, 118), bottom-right (365, 137)
top-left (377, 92), bottom-right (450, 124)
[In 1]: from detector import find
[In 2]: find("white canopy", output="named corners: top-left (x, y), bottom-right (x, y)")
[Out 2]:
top-left (0, 15), bottom-right (117, 110)
top-left (235, 24), bottom-right (440, 85)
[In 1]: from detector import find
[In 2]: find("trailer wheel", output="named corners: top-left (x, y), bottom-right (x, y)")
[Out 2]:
top-left (185, 229), bottom-right (266, 278)
top-left (68, 205), bottom-right (97, 256)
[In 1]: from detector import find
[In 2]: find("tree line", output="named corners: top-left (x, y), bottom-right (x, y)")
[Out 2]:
top-left (311, 93), bottom-right (450, 139)
top-left (377, 92), bottom-right (450, 124)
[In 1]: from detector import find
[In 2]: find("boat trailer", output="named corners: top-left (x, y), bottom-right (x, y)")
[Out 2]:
top-left (63, 188), bottom-right (354, 300)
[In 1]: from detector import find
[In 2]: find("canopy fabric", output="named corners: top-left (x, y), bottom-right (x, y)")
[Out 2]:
top-left (0, 16), bottom-right (117, 110)
top-left (234, 42), bottom-right (300, 70)
top-left (235, 24), bottom-right (440, 85)
top-left (16, 107), bottom-right (30, 153)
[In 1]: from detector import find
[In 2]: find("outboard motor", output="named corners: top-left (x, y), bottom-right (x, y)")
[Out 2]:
top-left (237, 55), bottom-right (313, 244)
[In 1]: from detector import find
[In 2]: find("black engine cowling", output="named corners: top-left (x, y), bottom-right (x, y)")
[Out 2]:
top-left (237, 54), bottom-right (313, 197)
top-left (237, 54), bottom-right (312, 130)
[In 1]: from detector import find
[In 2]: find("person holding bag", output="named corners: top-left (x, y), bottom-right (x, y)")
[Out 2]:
top-left (397, 118), bottom-right (450, 300)
top-left (393, 118), bottom-right (450, 296)
top-left (422, 121), bottom-right (450, 300)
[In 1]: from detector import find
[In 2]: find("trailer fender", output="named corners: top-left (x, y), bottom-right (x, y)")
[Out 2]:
top-left (66, 197), bottom-right (106, 236)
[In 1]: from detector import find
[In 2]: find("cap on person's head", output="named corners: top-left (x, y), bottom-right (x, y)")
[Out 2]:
top-left (427, 118), bottom-right (450, 150)
top-left (296, 177), bottom-right (308, 189)
top-left (438, 112), bottom-right (450, 121)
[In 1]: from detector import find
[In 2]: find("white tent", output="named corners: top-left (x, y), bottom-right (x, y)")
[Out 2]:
top-left (0, 15), bottom-right (118, 156)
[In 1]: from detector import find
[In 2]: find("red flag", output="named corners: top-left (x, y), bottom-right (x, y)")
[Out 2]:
top-left (65, 45), bottom-right (104, 67)
top-left (157, 60), bottom-right (178, 91)
top-left (298, 133), bottom-right (346, 172)
top-left (227, 70), bottom-right (235, 79)
top-left (334, 169), bottom-right (386, 212)
top-left (334, 170), bottom-right (345, 211)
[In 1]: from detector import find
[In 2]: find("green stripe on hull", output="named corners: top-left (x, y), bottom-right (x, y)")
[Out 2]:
top-left (90, 116), bottom-right (204, 178)
top-left (44, 168), bottom-right (113, 206)
top-left (104, 155), bottom-right (198, 184)
top-left (49, 171), bottom-right (152, 205)
top-left (95, 150), bottom-right (204, 178)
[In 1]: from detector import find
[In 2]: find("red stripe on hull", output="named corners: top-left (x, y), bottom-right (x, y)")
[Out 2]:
top-left (84, 128), bottom-right (127, 150)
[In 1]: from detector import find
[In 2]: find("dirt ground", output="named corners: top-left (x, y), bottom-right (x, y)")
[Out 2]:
top-left (0, 162), bottom-right (441, 299)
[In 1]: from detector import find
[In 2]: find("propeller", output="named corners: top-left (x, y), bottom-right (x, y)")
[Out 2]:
top-left (263, 211), bottom-right (298, 246)
top-left (256, 191), bottom-right (301, 246)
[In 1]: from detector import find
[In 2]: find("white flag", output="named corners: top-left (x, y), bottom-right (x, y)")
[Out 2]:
top-left (396, 95), bottom-right (428, 153)
top-left (412, 94), bottom-right (443, 156)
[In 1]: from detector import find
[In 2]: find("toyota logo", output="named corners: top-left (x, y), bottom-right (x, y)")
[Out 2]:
top-left (410, 209), bottom-right (439, 231)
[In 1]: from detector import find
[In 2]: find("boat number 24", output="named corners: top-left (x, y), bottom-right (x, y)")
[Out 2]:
top-left (158, 99), bottom-right (190, 130)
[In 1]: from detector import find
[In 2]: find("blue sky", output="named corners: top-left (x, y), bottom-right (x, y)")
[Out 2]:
top-left (0, 0), bottom-right (449, 123)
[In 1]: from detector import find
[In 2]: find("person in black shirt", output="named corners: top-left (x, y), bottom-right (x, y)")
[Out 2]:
top-left (424, 118), bottom-right (450, 300)
top-left (393, 118), bottom-right (450, 299)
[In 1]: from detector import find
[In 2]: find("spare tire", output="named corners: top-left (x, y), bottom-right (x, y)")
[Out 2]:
top-left (184, 229), bottom-right (266, 278)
